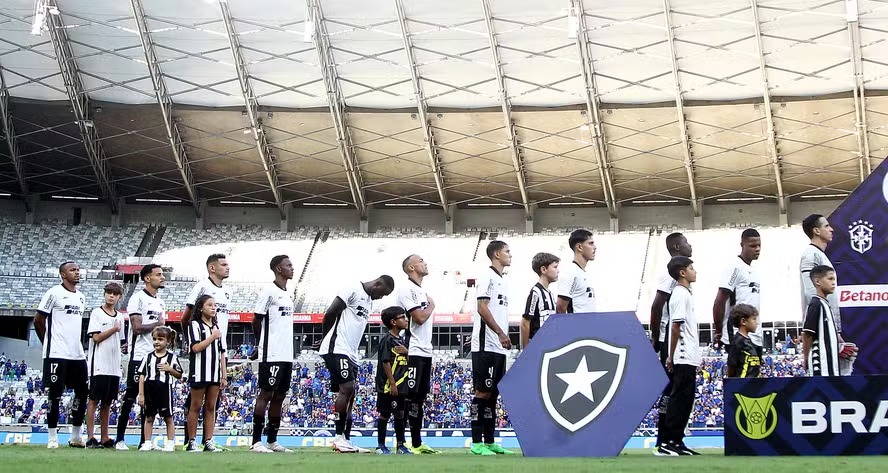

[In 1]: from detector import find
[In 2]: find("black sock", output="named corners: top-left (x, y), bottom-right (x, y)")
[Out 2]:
top-left (139, 413), bottom-right (145, 446)
top-left (395, 416), bottom-right (407, 446)
top-left (252, 414), bottom-right (265, 445)
top-left (267, 417), bottom-right (280, 444)
top-left (470, 397), bottom-right (483, 444)
top-left (408, 399), bottom-right (423, 448)
top-left (345, 416), bottom-right (353, 440)
top-left (377, 417), bottom-right (388, 448)
top-left (483, 398), bottom-right (496, 445)
top-left (48, 398), bottom-right (60, 429)
top-left (183, 393), bottom-right (191, 443)
top-left (334, 412), bottom-right (346, 436)
top-left (116, 398), bottom-right (134, 442)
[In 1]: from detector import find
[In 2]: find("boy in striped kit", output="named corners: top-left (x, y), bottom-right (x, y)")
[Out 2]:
top-left (85, 282), bottom-right (124, 449)
top-left (520, 252), bottom-right (559, 349)
top-left (137, 326), bottom-right (182, 452)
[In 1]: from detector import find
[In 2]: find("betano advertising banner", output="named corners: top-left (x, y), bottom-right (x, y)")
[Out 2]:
top-left (827, 157), bottom-right (888, 374)
top-left (725, 376), bottom-right (888, 455)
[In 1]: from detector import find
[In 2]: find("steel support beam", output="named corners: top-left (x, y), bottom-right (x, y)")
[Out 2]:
top-left (394, 0), bottom-right (450, 219)
top-left (750, 0), bottom-right (786, 215)
top-left (131, 0), bottom-right (201, 217)
top-left (662, 0), bottom-right (699, 217)
top-left (46, 4), bottom-right (119, 213)
top-left (846, 0), bottom-right (872, 181)
top-left (574, 0), bottom-right (618, 217)
top-left (480, 0), bottom-right (531, 217)
top-left (0, 68), bottom-right (30, 211)
top-left (307, 0), bottom-right (368, 218)
top-left (219, 0), bottom-right (286, 218)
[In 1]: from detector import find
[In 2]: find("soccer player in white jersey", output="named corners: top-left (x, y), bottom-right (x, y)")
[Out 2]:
top-left (85, 282), bottom-right (124, 449)
top-left (181, 254), bottom-right (231, 446)
top-left (34, 261), bottom-right (88, 449)
top-left (556, 229), bottom-right (597, 314)
top-left (115, 264), bottom-right (166, 450)
top-left (319, 275), bottom-right (395, 453)
top-left (648, 232), bottom-right (691, 453)
top-left (470, 240), bottom-right (514, 456)
top-left (662, 256), bottom-right (700, 456)
top-left (800, 214), bottom-right (843, 339)
top-left (249, 255), bottom-right (295, 454)
top-left (712, 229), bottom-right (763, 356)
top-left (396, 254), bottom-right (440, 454)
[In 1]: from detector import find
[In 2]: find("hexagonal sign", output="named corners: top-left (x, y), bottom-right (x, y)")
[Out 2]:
top-left (500, 312), bottom-right (668, 457)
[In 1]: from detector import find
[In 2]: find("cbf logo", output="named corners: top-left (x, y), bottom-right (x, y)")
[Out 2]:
top-left (734, 392), bottom-right (778, 440)
top-left (540, 340), bottom-right (626, 433)
top-left (849, 220), bottom-right (874, 254)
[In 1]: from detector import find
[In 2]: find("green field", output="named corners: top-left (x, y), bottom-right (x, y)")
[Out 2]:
top-left (1, 446), bottom-right (885, 473)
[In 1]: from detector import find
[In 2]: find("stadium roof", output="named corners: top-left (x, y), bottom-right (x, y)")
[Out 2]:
top-left (0, 0), bottom-right (885, 219)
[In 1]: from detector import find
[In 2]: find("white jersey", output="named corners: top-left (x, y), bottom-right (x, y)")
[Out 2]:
top-left (557, 261), bottom-right (596, 313)
top-left (655, 267), bottom-right (678, 343)
top-left (668, 285), bottom-right (701, 367)
top-left (37, 285), bottom-right (86, 360)
top-left (718, 256), bottom-right (763, 346)
top-left (126, 289), bottom-right (166, 363)
top-left (472, 266), bottom-right (510, 355)
top-left (253, 282), bottom-right (295, 363)
top-left (186, 278), bottom-right (232, 352)
top-left (319, 282), bottom-right (372, 363)
top-left (397, 280), bottom-right (433, 358)
top-left (800, 244), bottom-right (841, 332)
top-left (86, 307), bottom-right (123, 377)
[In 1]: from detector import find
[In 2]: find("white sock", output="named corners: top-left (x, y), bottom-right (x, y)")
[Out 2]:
top-left (48, 428), bottom-right (58, 441)
top-left (70, 428), bottom-right (82, 442)
top-left (334, 434), bottom-right (344, 443)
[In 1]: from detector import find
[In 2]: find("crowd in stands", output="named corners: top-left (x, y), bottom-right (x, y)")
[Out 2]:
top-left (0, 353), bottom-right (807, 431)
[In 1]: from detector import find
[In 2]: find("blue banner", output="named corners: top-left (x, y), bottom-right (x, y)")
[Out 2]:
top-left (725, 375), bottom-right (888, 455)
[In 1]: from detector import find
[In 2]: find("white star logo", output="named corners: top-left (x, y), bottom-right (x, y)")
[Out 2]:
top-left (555, 355), bottom-right (608, 403)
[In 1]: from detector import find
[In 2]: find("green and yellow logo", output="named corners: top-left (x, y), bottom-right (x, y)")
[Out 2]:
top-left (734, 393), bottom-right (778, 440)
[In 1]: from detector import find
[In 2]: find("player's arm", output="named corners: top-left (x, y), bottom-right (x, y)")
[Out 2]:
top-left (251, 313), bottom-right (265, 348)
top-left (667, 320), bottom-right (681, 371)
top-left (712, 288), bottom-right (732, 348)
top-left (136, 358), bottom-right (147, 406)
top-left (130, 313), bottom-right (162, 335)
top-left (725, 345), bottom-right (737, 377)
top-left (478, 299), bottom-right (510, 349)
top-left (33, 312), bottom-right (48, 344)
top-left (408, 302), bottom-right (434, 326)
top-left (168, 357), bottom-right (184, 380)
top-left (181, 305), bottom-right (194, 328)
top-left (649, 290), bottom-right (669, 349)
top-left (556, 296), bottom-right (571, 314)
top-left (219, 345), bottom-right (228, 389)
top-left (190, 322), bottom-right (217, 353)
top-left (519, 318), bottom-right (530, 351)
top-left (520, 289), bottom-right (536, 350)
top-left (801, 302), bottom-right (819, 371)
top-left (90, 319), bottom-right (121, 344)
top-left (321, 297), bottom-right (347, 338)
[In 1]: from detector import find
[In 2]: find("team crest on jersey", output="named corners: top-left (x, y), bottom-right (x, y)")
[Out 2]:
top-left (848, 220), bottom-right (874, 254)
top-left (540, 339), bottom-right (627, 433)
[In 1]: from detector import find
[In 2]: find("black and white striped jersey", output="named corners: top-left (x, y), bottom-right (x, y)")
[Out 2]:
top-left (188, 319), bottom-right (223, 383)
top-left (137, 351), bottom-right (182, 385)
top-left (804, 295), bottom-right (840, 376)
top-left (522, 282), bottom-right (555, 341)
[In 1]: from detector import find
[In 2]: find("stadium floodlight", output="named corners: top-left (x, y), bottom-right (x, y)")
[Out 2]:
top-left (715, 197), bottom-right (765, 202)
top-left (51, 195), bottom-right (98, 201)
top-left (384, 203), bottom-right (430, 207)
top-left (549, 201), bottom-right (596, 206)
top-left (303, 202), bottom-right (347, 207)
top-left (0, 193), bottom-right (11, 197)
top-left (31, 0), bottom-right (48, 36)
top-left (467, 203), bottom-right (512, 207)
top-left (800, 193), bottom-right (849, 199)
top-left (567, 5), bottom-right (579, 39)
top-left (135, 198), bottom-right (182, 203)
top-left (632, 199), bottom-right (678, 204)
top-left (220, 200), bottom-right (264, 205)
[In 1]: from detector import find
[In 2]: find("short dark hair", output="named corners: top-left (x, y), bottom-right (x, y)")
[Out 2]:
top-left (486, 240), bottom-right (507, 260)
top-left (569, 229), bottom-right (593, 252)
top-left (730, 304), bottom-right (759, 328)
top-left (103, 282), bottom-right (123, 296)
top-left (58, 261), bottom-right (75, 273)
top-left (531, 252), bottom-right (560, 276)
top-left (378, 275), bottom-right (395, 291)
top-left (206, 254), bottom-right (226, 266)
top-left (809, 264), bottom-right (835, 282)
top-left (402, 254), bottom-right (417, 273)
top-left (140, 264), bottom-right (163, 281)
top-left (802, 214), bottom-right (824, 239)
top-left (270, 255), bottom-right (289, 271)
top-left (741, 228), bottom-right (760, 240)
top-left (381, 306), bottom-right (406, 329)
top-left (665, 232), bottom-right (684, 250)
top-left (667, 256), bottom-right (694, 281)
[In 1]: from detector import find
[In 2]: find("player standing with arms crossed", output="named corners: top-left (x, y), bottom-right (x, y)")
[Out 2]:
top-left (557, 229), bottom-right (597, 314)
top-left (249, 255), bottom-right (295, 454)
top-left (396, 254), bottom-right (440, 454)
top-left (470, 241), bottom-right (515, 456)
top-left (34, 262), bottom-right (89, 449)
top-left (85, 282), bottom-right (124, 448)
top-left (320, 275), bottom-right (395, 453)
top-left (115, 264), bottom-right (166, 450)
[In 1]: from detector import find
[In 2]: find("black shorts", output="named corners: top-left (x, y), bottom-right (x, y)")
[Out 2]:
top-left (322, 354), bottom-right (358, 393)
top-left (405, 356), bottom-right (432, 396)
top-left (143, 380), bottom-right (173, 418)
top-left (89, 375), bottom-right (120, 403)
top-left (124, 360), bottom-right (141, 396)
top-left (189, 381), bottom-right (220, 389)
top-left (471, 352), bottom-right (506, 394)
top-left (259, 362), bottom-right (292, 394)
top-left (43, 358), bottom-right (88, 398)
top-left (377, 393), bottom-right (405, 418)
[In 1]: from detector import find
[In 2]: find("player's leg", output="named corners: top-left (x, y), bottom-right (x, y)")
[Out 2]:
top-left (375, 393), bottom-right (391, 453)
top-left (67, 359), bottom-right (89, 447)
top-left (663, 365), bottom-right (696, 455)
top-left (407, 356), bottom-right (437, 453)
top-left (654, 348), bottom-right (672, 452)
top-left (140, 414), bottom-right (155, 451)
top-left (186, 386), bottom-right (205, 451)
top-left (86, 397), bottom-right (99, 446)
top-left (393, 396), bottom-right (411, 454)
top-left (469, 352), bottom-right (495, 456)
top-left (162, 416), bottom-right (175, 452)
top-left (484, 354), bottom-right (513, 455)
top-left (182, 389), bottom-right (192, 445)
top-left (99, 402), bottom-right (112, 446)
top-left (266, 386), bottom-right (289, 452)
top-left (251, 388), bottom-right (273, 450)
top-left (43, 358), bottom-right (64, 448)
top-left (202, 384), bottom-right (220, 451)
top-left (115, 361), bottom-right (140, 448)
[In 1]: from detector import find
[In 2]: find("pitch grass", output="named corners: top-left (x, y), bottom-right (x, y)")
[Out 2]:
top-left (1, 446), bottom-right (886, 473)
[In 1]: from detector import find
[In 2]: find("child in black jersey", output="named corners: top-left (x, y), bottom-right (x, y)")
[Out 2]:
top-left (726, 304), bottom-right (761, 378)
